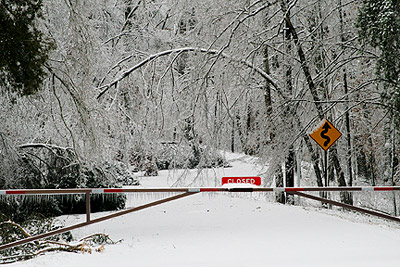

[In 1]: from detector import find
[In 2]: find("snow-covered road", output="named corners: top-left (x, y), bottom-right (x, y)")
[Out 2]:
top-left (11, 192), bottom-right (400, 267)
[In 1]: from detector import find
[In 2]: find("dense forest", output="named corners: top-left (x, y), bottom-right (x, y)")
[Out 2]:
top-left (1, 0), bottom-right (399, 212)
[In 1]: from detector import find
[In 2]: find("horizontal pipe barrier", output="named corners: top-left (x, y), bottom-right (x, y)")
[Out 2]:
top-left (1, 186), bottom-right (400, 251)
top-left (291, 191), bottom-right (400, 224)
top-left (2, 186), bottom-right (400, 195)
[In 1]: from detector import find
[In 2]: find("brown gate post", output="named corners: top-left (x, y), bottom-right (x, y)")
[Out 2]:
top-left (86, 191), bottom-right (91, 222)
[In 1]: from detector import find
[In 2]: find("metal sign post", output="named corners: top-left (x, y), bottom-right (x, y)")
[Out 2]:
top-left (324, 150), bottom-right (328, 187)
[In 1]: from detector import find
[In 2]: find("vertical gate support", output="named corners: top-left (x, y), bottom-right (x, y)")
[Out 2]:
top-left (86, 191), bottom-right (91, 223)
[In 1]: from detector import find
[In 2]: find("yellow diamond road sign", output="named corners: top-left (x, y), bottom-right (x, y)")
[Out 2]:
top-left (309, 119), bottom-right (342, 151)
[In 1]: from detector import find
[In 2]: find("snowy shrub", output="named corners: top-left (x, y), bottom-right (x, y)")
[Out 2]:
top-left (153, 143), bottom-right (230, 170)
top-left (102, 161), bottom-right (139, 186)
top-left (0, 141), bottom-right (135, 220)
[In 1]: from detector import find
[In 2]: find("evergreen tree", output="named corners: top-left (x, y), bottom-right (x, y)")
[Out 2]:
top-left (358, 0), bottom-right (400, 127)
top-left (0, 0), bottom-right (52, 96)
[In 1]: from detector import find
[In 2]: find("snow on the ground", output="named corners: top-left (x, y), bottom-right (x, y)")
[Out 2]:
top-left (137, 151), bottom-right (268, 188)
top-left (8, 152), bottom-right (400, 267)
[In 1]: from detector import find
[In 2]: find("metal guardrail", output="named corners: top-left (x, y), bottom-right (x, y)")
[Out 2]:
top-left (1, 186), bottom-right (400, 251)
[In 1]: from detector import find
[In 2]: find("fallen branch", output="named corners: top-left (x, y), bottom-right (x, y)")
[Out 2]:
top-left (0, 221), bottom-right (31, 238)
top-left (0, 243), bottom-right (89, 264)
top-left (79, 233), bottom-right (122, 245)
top-left (0, 221), bottom-right (119, 264)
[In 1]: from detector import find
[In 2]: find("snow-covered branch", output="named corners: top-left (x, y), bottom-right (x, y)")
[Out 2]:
top-left (96, 47), bottom-right (279, 99)
top-left (18, 143), bottom-right (72, 150)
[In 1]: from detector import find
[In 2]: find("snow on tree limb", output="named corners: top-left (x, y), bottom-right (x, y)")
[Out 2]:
top-left (95, 47), bottom-right (279, 99)
top-left (18, 143), bottom-right (74, 151)
top-left (18, 143), bottom-right (75, 158)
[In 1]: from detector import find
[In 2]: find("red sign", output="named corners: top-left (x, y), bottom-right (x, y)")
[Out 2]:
top-left (222, 177), bottom-right (261, 186)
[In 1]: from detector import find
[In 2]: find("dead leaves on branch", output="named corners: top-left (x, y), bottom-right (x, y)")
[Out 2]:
top-left (0, 219), bottom-right (122, 264)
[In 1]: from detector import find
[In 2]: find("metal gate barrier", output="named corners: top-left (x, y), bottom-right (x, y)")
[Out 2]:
top-left (1, 186), bottom-right (400, 250)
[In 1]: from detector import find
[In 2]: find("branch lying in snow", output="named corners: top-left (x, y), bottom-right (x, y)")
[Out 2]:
top-left (96, 47), bottom-right (280, 99)
top-left (0, 221), bottom-right (122, 264)
top-left (79, 233), bottom-right (122, 245)
top-left (0, 241), bottom-right (101, 264)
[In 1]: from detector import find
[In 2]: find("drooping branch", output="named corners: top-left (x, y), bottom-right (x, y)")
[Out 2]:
top-left (18, 143), bottom-right (77, 164)
top-left (96, 47), bottom-right (280, 99)
top-left (18, 143), bottom-right (73, 151)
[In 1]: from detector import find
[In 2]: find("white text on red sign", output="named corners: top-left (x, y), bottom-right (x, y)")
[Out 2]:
top-left (221, 177), bottom-right (261, 186)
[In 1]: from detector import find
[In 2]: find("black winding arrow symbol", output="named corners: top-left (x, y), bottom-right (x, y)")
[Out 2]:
top-left (320, 122), bottom-right (331, 147)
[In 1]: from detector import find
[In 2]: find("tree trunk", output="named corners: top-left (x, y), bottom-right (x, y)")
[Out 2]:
top-left (275, 164), bottom-right (286, 204)
top-left (282, 0), bottom-right (294, 203)
top-left (390, 116), bottom-right (398, 216)
top-left (231, 118), bottom-right (235, 153)
top-left (285, 146), bottom-right (295, 204)
top-left (303, 132), bottom-right (324, 187)
top-left (283, 9), bottom-right (352, 204)
top-left (263, 10), bottom-right (283, 202)
top-left (263, 45), bottom-right (272, 117)
top-left (338, 0), bottom-right (353, 204)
